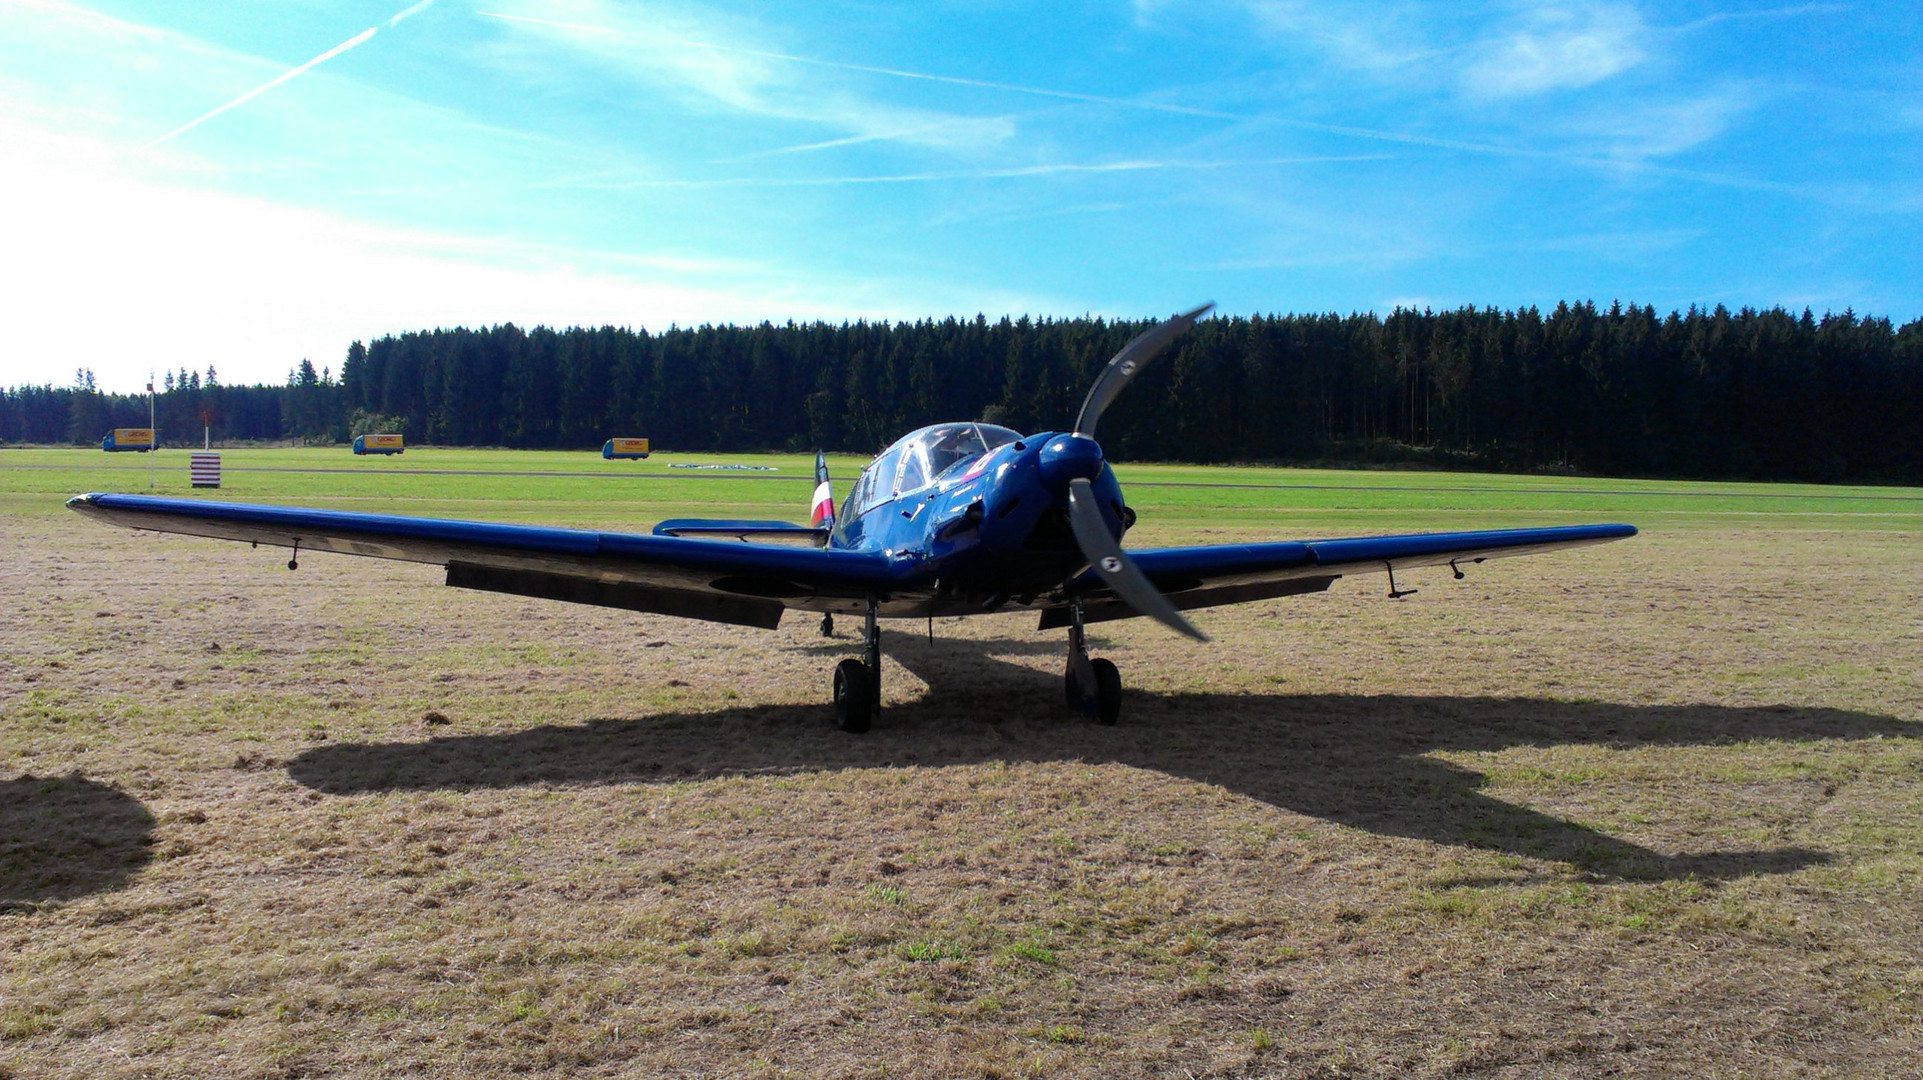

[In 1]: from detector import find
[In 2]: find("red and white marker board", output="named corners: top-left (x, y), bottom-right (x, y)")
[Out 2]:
top-left (190, 453), bottom-right (221, 488)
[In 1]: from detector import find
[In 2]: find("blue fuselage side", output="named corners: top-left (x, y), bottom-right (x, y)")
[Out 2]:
top-left (828, 431), bottom-right (1127, 609)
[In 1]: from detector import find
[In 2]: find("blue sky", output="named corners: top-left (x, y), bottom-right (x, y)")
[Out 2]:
top-left (1, 0), bottom-right (1917, 393)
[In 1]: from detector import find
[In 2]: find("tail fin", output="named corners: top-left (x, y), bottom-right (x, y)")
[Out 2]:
top-left (810, 451), bottom-right (835, 529)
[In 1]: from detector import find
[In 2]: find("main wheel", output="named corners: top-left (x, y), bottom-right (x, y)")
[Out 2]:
top-left (1063, 661), bottom-right (1082, 710)
top-left (1090, 657), bottom-right (1122, 726)
top-left (833, 658), bottom-right (873, 733)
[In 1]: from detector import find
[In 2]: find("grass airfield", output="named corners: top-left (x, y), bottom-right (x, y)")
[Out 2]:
top-left (3, 446), bottom-right (1921, 1079)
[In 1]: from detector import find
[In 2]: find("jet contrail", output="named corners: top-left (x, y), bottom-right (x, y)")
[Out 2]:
top-left (145, 0), bottom-right (439, 148)
top-left (561, 154), bottom-right (1395, 190)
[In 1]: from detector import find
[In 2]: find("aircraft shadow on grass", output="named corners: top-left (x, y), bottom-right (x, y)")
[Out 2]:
top-left (0, 772), bottom-right (156, 910)
top-left (288, 637), bottom-right (1918, 883)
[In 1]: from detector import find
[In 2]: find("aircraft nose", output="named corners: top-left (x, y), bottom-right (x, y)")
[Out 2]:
top-left (1036, 434), bottom-right (1104, 493)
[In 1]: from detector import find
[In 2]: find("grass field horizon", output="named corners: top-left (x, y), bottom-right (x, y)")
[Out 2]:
top-left (3, 448), bottom-right (1919, 1077)
top-left (7, 446), bottom-right (1919, 533)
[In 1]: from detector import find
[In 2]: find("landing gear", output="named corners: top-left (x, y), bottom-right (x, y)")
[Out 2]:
top-left (819, 613), bottom-right (835, 637)
top-left (1062, 598), bottom-right (1122, 725)
top-left (833, 658), bottom-right (872, 733)
top-left (831, 599), bottom-right (881, 733)
top-left (1088, 658), bottom-right (1121, 726)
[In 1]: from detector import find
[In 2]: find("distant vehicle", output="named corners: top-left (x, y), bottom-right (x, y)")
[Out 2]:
top-left (352, 434), bottom-right (404, 455)
top-left (101, 428), bottom-right (155, 453)
top-left (602, 438), bottom-right (651, 460)
top-left (71, 304), bottom-right (1634, 732)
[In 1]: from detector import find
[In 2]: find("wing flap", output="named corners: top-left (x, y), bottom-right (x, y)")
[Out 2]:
top-left (1038, 574), bottom-right (1338, 629)
top-left (446, 562), bottom-right (784, 628)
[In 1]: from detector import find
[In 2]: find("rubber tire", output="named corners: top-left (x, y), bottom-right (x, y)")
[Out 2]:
top-left (1090, 657), bottom-right (1122, 726)
top-left (833, 658), bottom-right (873, 733)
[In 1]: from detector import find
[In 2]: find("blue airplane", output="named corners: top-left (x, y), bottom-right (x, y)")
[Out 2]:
top-left (68, 304), bottom-right (1634, 732)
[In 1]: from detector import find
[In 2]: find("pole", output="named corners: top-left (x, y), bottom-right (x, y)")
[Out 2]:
top-left (148, 369), bottom-right (156, 491)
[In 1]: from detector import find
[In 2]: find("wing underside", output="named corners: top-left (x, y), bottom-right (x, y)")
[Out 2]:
top-left (67, 494), bottom-right (901, 628)
top-left (1039, 524), bottom-right (1637, 628)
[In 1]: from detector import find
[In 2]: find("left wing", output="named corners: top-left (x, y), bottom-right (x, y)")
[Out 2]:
top-left (1040, 523), bottom-right (1635, 628)
top-left (68, 493), bottom-right (902, 629)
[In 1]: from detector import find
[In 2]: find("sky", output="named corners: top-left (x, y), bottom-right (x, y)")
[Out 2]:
top-left (0, 0), bottom-right (1917, 393)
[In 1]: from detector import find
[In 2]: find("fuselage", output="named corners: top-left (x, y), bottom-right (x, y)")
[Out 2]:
top-left (825, 423), bottom-right (1130, 615)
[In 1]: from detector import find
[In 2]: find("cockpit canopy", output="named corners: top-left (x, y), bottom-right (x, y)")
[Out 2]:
top-left (844, 422), bottom-right (1022, 517)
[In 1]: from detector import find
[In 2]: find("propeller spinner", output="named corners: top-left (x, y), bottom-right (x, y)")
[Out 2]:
top-left (1060, 303), bottom-right (1214, 641)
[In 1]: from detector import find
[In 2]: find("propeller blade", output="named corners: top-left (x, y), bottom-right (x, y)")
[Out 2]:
top-left (1066, 478), bottom-right (1208, 641)
top-left (1072, 301), bottom-right (1214, 438)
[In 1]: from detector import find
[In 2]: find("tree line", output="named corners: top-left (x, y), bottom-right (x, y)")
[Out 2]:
top-left (5, 302), bottom-right (1919, 483)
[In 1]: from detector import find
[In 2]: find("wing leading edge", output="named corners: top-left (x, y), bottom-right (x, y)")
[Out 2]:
top-left (69, 495), bottom-right (1634, 631)
top-left (66, 493), bottom-right (902, 628)
top-left (1039, 523), bottom-right (1637, 628)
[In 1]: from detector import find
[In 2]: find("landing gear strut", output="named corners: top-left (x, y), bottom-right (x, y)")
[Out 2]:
top-left (1062, 598), bottom-right (1122, 725)
top-left (832, 599), bottom-right (881, 733)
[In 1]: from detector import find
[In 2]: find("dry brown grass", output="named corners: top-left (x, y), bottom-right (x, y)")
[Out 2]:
top-left (3, 501), bottom-right (1921, 1078)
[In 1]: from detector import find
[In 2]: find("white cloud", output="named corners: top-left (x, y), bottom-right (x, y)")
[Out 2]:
top-left (1461, 4), bottom-right (1646, 99)
top-left (1567, 84), bottom-right (1758, 159)
top-left (1673, 3), bottom-right (1851, 34)
top-left (1171, 1), bottom-right (1647, 100)
top-left (1231, 1), bottom-right (1441, 77)
top-left (0, 123), bottom-right (1043, 394)
top-left (476, 1), bottom-right (1016, 154)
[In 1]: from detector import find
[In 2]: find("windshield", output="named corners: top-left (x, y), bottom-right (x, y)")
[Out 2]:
top-left (914, 423), bottom-right (1022, 483)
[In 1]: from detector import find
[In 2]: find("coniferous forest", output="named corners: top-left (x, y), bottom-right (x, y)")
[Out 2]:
top-left (5, 302), bottom-right (1920, 484)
